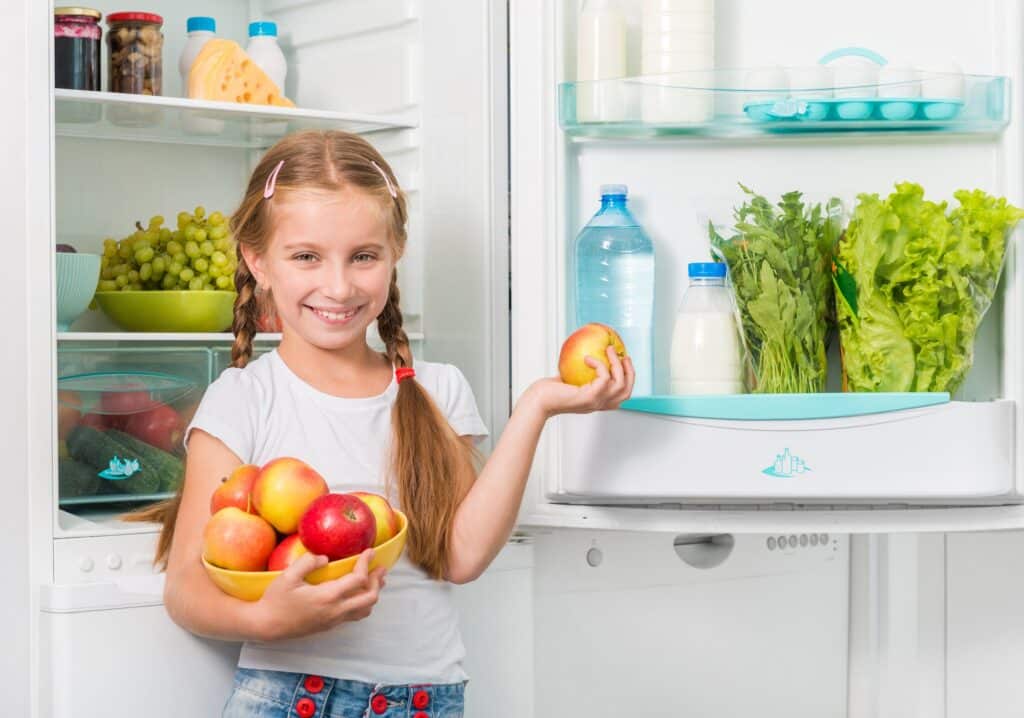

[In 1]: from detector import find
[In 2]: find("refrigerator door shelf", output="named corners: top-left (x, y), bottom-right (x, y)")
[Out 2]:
top-left (554, 399), bottom-right (1015, 503)
top-left (621, 392), bottom-right (950, 421)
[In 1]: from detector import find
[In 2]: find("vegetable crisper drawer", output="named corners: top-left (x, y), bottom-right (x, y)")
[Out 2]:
top-left (57, 347), bottom-right (213, 508)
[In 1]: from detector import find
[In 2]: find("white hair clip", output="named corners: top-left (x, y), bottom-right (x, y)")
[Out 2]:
top-left (263, 160), bottom-right (285, 199)
top-left (371, 160), bottom-right (398, 199)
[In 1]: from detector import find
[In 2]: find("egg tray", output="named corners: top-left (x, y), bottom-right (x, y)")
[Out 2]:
top-left (743, 97), bottom-right (964, 124)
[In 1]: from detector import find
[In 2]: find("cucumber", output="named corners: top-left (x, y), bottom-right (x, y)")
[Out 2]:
top-left (106, 429), bottom-right (184, 493)
top-left (58, 457), bottom-right (102, 498)
top-left (66, 425), bottom-right (162, 495)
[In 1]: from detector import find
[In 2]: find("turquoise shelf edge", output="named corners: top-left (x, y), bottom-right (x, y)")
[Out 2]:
top-left (619, 392), bottom-right (951, 421)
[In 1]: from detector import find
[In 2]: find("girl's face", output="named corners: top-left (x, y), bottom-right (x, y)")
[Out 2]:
top-left (244, 186), bottom-right (396, 353)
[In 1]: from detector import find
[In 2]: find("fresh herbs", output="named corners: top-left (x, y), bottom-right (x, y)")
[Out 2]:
top-left (710, 185), bottom-right (842, 393)
top-left (837, 182), bottom-right (1024, 393)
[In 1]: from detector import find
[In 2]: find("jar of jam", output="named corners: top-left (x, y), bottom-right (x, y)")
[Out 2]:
top-left (106, 12), bottom-right (164, 95)
top-left (54, 7), bottom-right (102, 91)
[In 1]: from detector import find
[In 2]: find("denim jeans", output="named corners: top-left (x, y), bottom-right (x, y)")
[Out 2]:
top-left (222, 667), bottom-right (466, 718)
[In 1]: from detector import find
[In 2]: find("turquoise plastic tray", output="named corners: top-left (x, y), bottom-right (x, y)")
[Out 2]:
top-left (744, 97), bottom-right (964, 123)
top-left (620, 392), bottom-right (950, 421)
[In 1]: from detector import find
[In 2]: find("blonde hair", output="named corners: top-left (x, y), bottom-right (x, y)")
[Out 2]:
top-left (128, 130), bottom-right (476, 579)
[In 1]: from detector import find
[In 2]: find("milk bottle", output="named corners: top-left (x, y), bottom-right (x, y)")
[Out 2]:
top-left (669, 262), bottom-right (744, 394)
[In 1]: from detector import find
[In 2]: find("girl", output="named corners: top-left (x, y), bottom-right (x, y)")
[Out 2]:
top-left (139, 129), bottom-right (633, 717)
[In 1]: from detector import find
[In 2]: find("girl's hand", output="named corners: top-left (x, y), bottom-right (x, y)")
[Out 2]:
top-left (254, 548), bottom-right (387, 641)
top-left (526, 345), bottom-right (635, 418)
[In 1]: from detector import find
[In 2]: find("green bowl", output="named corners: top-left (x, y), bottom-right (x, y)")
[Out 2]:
top-left (93, 291), bottom-right (236, 332)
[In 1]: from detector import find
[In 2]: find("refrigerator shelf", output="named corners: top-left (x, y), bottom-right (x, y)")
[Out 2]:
top-left (58, 491), bottom-right (174, 507)
top-left (621, 392), bottom-right (950, 421)
top-left (56, 330), bottom-right (424, 343)
top-left (558, 69), bottom-right (1010, 139)
top-left (55, 90), bottom-right (416, 149)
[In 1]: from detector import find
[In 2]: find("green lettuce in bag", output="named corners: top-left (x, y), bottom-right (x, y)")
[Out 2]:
top-left (710, 185), bottom-right (842, 393)
top-left (836, 182), bottom-right (1024, 394)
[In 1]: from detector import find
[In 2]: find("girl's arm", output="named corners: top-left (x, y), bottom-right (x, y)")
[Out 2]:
top-left (445, 348), bottom-right (633, 584)
top-left (164, 429), bottom-right (386, 642)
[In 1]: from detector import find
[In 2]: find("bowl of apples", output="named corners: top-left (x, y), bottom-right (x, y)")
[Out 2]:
top-left (201, 459), bottom-right (407, 602)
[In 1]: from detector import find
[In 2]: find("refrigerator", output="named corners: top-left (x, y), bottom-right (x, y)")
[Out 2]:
top-left (5, 0), bottom-right (1024, 715)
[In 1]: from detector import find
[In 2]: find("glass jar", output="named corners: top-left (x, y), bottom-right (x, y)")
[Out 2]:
top-left (54, 7), bottom-right (102, 90)
top-left (106, 12), bottom-right (164, 95)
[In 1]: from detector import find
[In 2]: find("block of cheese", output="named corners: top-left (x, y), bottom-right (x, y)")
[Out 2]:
top-left (188, 39), bottom-right (295, 108)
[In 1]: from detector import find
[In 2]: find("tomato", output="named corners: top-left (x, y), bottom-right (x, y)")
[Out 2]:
top-left (57, 390), bottom-right (82, 440)
top-left (99, 385), bottom-right (155, 416)
top-left (123, 404), bottom-right (185, 453)
top-left (79, 413), bottom-right (107, 430)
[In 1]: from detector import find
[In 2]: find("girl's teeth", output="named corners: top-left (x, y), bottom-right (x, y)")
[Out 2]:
top-left (313, 307), bottom-right (357, 321)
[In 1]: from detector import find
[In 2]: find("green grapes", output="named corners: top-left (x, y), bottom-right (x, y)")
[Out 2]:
top-left (95, 209), bottom-right (237, 293)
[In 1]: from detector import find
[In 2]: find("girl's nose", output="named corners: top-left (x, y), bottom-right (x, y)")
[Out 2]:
top-left (323, 261), bottom-right (356, 300)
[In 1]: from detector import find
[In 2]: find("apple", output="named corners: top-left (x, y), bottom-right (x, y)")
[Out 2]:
top-left (210, 464), bottom-right (261, 515)
top-left (202, 507), bottom-right (277, 571)
top-left (351, 491), bottom-right (400, 546)
top-left (298, 493), bottom-right (376, 561)
top-left (557, 322), bottom-right (627, 387)
top-left (267, 533), bottom-right (308, 571)
top-left (251, 457), bottom-right (329, 534)
top-left (124, 404), bottom-right (185, 454)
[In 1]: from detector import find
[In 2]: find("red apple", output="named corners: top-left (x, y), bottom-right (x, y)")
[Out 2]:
top-left (267, 533), bottom-right (308, 571)
top-left (124, 404), bottom-right (185, 453)
top-left (351, 491), bottom-right (400, 547)
top-left (202, 507), bottom-right (277, 571)
top-left (251, 457), bottom-right (329, 534)
top-left (558, 322), bottom-right (627, 387)
top-left (210, 464), bottom-right (260, 515)
top-left (298, 493), bottom-right (376, 561)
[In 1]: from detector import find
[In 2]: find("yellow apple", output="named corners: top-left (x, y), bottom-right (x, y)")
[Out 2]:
top-left (202, 507), bottom-right (277, 571)
top-left (558, 322), bottom-right (627, 386)
top-left (351, 491), bottom-right (401, 547)
top-left (251, 457), bottom-right (329, 534)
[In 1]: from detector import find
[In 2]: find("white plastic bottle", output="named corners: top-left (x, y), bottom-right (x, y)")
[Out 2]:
top-left (179, 16), bottom-right (216, 96)
top-left (576, 0), bottom-right (627, 123)
top-left (179, 16), bottom-right (224, 135)
top-left (669, 262), bottom-right (744, 395)
top-left (246, 21), bottom-right (287, 93)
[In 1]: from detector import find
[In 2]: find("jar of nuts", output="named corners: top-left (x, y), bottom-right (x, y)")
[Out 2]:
top-left (106, 12), bottom-right (164, 95)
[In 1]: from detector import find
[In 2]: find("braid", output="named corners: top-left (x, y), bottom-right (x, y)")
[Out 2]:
top-left (377, 269), bottom-right (411, 368)
top-left (231, 259), bottom-right (261, 368)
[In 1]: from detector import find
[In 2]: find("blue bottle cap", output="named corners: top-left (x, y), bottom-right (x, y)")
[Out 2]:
top-left (248, 21), bottom-right (278, 37)
top-left (689, 262), bottom-right (727, 278)
top-left (187, 16), bottom-right (216, 33)
top-left (600, 184), bottom-right (628, 198)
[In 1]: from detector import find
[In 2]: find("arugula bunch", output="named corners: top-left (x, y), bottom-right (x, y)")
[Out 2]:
top-left (836, 182), bottom-right (1024, 394)
top-left (711, 185), bottom-right (842, 393)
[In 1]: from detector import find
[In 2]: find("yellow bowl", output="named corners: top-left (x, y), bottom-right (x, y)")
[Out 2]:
top-left (93, 290), bottom-right (236, 333)
top-left (203, 511), bottom-right (408, 602)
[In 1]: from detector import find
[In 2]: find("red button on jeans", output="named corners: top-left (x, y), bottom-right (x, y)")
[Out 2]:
top-left (412, 690), bottom-right (430, 709)
top-left (414, 713), bottom-right (428, 718)
top-left (371, 694), bottom-right (388, 714)
top-left (304, 675), bottom-right (324, 694)
top-left (295, 697), bottom-right (316, 718)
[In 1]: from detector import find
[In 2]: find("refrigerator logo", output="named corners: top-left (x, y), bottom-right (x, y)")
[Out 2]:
top-left (763, 448), bottom-right (810, 479)
top-left (98, 455), bottom-right (141, 480)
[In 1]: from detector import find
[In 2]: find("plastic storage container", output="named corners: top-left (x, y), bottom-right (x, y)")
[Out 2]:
top-left (669, 262), bottom-right (744, 395)
top-left (56, 347), bottom-right (212, 508)
top-left (574, 184), bottom-right (655, 395)
top-left (245, 21), bottom-right (287, 92)
top-left (54, 7), bottom-right (102, 91)
top-left (106, 11), bottom-right (164, 96)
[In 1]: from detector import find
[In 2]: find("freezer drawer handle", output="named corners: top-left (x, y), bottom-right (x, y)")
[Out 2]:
top-left (673, 534), bottom-right (734, 570)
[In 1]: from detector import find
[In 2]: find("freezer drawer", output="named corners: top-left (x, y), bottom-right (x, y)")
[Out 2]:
top-left (40, 582), bottom-right (239, 717)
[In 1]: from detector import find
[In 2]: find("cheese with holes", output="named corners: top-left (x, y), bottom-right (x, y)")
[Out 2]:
top-left (188, 39), bottom-right (294, 107)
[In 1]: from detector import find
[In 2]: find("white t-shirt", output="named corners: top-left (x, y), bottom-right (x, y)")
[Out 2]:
top-left (185, 349), bottom-right (489, 684)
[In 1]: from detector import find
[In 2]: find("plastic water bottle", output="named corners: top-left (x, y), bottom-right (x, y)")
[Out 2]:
top-left (574, 184), bottom-right (655, 395)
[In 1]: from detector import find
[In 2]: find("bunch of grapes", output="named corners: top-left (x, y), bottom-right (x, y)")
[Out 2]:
top-left (96, 206), bottom-right (237, 293)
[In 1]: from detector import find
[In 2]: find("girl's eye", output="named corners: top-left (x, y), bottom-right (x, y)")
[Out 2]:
top-left (293, 252), bottom-right (318, 262)
top-left (353, 252), bottom-right (377, 263)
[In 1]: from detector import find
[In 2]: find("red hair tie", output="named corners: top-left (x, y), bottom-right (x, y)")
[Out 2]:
top-left (396, 367), bottom-right (416, 384)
